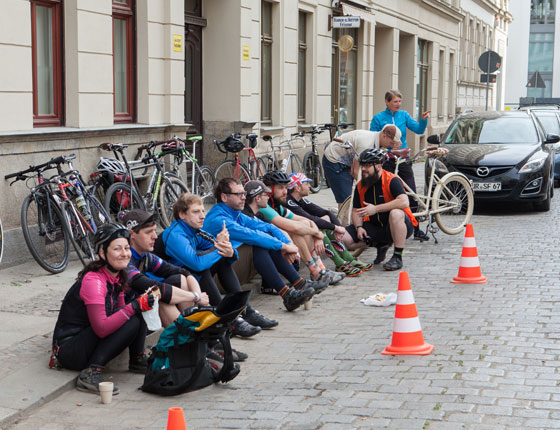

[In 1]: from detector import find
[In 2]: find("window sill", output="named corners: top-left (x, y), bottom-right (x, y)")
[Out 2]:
top-left (260, 125), bottom-right (285, 133)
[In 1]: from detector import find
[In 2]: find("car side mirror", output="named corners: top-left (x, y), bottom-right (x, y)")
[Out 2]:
top-left (545, 134), bottom-right (560, 144)
top-left (427, 134), bottom-right (440, 145)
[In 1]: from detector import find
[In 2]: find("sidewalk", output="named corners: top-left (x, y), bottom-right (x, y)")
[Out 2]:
top-left (0, 178), bottom-right (349, 429)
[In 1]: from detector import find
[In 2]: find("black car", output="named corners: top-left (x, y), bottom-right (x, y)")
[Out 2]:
top-left (426, 111), bottom-right (559, 211)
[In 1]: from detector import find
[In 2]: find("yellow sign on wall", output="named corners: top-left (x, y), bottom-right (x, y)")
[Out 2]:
top-left (173, 34), bottom-right (183, 52)
top-left (242, 45), bottom-right (250, 61)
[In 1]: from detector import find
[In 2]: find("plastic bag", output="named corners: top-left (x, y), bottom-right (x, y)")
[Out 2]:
top-left (360, 292), bottom-right (397, 307)
top-left (142, 296), bottom-right (162, 331)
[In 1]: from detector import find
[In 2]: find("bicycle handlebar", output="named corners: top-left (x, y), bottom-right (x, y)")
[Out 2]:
top-left (4, 154), bottom-right (76, 181)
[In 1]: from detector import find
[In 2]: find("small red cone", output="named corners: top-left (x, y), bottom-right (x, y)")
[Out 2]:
top-left (167, 407), bottom-right (187, 430)
top-left (451, 224), bottom-right (487, 284)
top-left (382, 271), bottom-right (434, 356)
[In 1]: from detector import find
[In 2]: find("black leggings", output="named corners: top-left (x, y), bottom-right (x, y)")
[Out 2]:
top-left (56, 314), bottom-right (147, 370)
top-left (383, 158), bottom-right (418, 213)
top-left (253, 247), bottom-right (301, 291)
top-left (194, 259), bottom-right (242, 306)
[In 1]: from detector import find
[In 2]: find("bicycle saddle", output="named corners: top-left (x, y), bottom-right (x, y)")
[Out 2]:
top-left (262, 135), bottom-right (273, 142)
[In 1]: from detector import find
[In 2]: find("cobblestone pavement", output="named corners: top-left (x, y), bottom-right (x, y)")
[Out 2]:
top-left (5, 172), bottom-right (560, 430)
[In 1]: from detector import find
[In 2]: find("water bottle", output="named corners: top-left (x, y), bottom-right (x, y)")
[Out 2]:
top-left (75, 192), bottom-right (92, 221)
top-left (281, 158), bottom-right (289, 172)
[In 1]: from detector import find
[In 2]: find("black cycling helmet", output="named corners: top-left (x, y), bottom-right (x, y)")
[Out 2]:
top-left (93, 223), bottom-right (130, 254)
top-left (262, 170), bottom-right (290, 186)
top-left (358, 148), bottom-right (385, 165)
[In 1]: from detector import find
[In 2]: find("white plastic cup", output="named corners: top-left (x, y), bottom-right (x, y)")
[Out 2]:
top-left (99, 381), bottom-right (114, 404)
top-left (304, 298), bottom-right (312, 310)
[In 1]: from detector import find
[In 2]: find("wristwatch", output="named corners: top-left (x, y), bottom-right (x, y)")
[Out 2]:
top-left (193, 292), bottom-right (201, 304)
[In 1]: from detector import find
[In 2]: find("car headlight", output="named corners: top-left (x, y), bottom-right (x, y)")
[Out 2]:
top-left (520, 155), bottom-right (547, 173)
top-left (433, 159), bottom-right (449, 174)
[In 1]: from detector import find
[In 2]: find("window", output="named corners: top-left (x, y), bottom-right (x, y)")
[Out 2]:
top-left (438, 50), bottom-right (445, 118)
top-left (113, 0), bottom-right (135, 123)
top-left (448, 52), bottom-right (455, 117)
top-left (531, 0), bottom-right (556, 24)
top-left (298, 12), bottom-right (307, 122)
top-left (31, 0), bottom-right (63, 127)
top-left (331, 27), bottom-right (357, 125)
top-left (261, 2), bottom-right (272, 122)
top-left (416, 39), bottom-right (429, 119)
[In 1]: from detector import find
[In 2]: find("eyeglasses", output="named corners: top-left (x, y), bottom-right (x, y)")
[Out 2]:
top-left (226, 191), bottom-right (247, 197)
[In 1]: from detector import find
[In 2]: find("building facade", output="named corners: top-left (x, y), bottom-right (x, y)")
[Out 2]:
top-left (0, 0), bottom-right (509, 266)
top-left (505, 0), bottom-right (559, 108)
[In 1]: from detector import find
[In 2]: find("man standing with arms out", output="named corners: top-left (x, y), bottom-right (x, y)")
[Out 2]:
top-left (204, 179), bottom-right (319, 312)
top-left (260, 171), bottom-right (344, 285)
top-left (344, 148), bottom-right (417, 271)
top-left (322, 124), bottom-right (403, 210)
top-left (286, 172), bottom-right (370, 277)
top-left (122, 210), bottom-right (209, 327)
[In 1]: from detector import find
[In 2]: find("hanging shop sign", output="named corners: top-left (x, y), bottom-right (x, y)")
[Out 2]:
top-left (333, 16), bottom-right (360, 28)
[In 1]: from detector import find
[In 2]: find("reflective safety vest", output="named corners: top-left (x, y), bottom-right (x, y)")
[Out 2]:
top-left (356, 170), bottom-right (418, 226)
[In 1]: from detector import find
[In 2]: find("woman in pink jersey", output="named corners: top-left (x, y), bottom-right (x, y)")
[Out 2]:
top-left (51, 224), bottom-right (157, 394)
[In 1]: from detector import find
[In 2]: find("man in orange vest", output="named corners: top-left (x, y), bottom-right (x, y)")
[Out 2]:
top-left (344, 148), bottom-right (417, 271)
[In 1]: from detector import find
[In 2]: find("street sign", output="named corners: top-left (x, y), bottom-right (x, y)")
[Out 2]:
top-left (526, 71), bottom-right (546, 88)
top-left (478, 50), bottom-right (501, 73)
top-left (480, 74), bottom-right (497, 83)
top-left (333, 16), bottom-right (360, 28)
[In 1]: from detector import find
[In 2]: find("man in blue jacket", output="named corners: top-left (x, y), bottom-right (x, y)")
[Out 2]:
top-left (204, 178), bottom-right (323, 312)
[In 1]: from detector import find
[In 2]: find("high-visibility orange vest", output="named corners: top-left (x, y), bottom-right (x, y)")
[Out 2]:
top-left (356, 170), bottom-right (418, 226)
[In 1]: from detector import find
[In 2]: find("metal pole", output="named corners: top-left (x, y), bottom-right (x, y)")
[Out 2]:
top-left (485, 32), bottom-right (490, 111)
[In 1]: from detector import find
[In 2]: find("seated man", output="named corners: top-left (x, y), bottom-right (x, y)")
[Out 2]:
top-left (260, 171), bottom-right (344, 285)
top-left (154, 193), bottom-right (276, 335)
top-left (343, 148), bottom-right (417, 271)
top-left (204, 178), bottom-right (321, 312)
top-left (123, 209), bottom-right (209, 328)
top-left (286, 172), bottom-right (371, 277)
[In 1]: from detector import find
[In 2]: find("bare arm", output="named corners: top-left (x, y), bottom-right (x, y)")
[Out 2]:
top-left (355, 194), bottom-right (409, 218)
top-left (351, 158), bottom-right (360, 179)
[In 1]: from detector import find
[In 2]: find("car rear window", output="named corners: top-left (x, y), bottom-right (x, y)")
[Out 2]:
top-left (445, 117), bottom-right (538, 144)
top-left (534, 113), bottom-right (560, 135)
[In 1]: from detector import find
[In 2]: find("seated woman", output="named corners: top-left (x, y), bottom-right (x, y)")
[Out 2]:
top-left (51, 223), bottom-right (157, 395)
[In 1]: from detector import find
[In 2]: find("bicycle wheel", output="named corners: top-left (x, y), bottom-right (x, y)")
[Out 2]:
top-left (61, 200), bottom-right (95, 265)
top-left (195, 166), bottom-right (216, 211)
top-left (214, 160), bottom-right (251, 185)
top-left (86, 195), bottom-right (110, 231)
top-left (158, 176), bottom-right (189, 227)
top-left (287, 154), bottom-right (303, 175)
top-left (302, 152), bottom-right (323, 193)
top-left (21, 193), bottom-right (69, 273)
top-left (433, 173), bottom-right (474, 235)
top-left (258, 155), bottom-right (277, 175)
top-left (104, 183), bottom-right (145, 223)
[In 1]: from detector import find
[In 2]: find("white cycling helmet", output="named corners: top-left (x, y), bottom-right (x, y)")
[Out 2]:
top-left (97, 157), bottom-right (126, 175)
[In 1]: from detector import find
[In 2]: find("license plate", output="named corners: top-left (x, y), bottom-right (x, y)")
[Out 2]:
top-left (473, 182), bottom-right (501, 191)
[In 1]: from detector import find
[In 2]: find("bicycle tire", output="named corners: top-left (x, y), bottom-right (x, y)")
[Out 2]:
top-left (302, 152), bottom-right (323, 193)
top-left (214, 160), bottom-right (251, 185)
top-left (433, 173), bottom-right (474, 235)
top-left (258, 155), bottom-right (277, 175)
top-left (21, 193), bottom-right (69, 274)
top-left (104, 183), bottom-right (146, 223)
top-left (287, 154), bottom-right (303, 175)
top-left (158, 176), bottom-right (189, 227)
top-left (61, 200), bottom-right (95, 266)
top-left (336, 195), bottom-right (352, 227)
top-left (195, 165), bottom-right (216, 210)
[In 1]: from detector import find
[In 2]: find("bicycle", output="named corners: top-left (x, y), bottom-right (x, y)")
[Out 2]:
top-left (159, 136), bottom-right (216, 208)
top-left (260, 132), bottom-right (306, 175)
top-left (5, 155), bottom-right (94, 273)
top-left (302, 125), bottom-right (328, 193)
top-left (322, 122), bottom-right (354, 141)
top-left (101, 142), bottom-right (189, 228)
top-left (213, 134), bottom-right (264, 184)
top-left (337, 146), bottom-right (474, 240)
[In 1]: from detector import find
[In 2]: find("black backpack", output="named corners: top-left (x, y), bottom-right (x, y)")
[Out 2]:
top-left (140, 291), bottom-right (251, 396)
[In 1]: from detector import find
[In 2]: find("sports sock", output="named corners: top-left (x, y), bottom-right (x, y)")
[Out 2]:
top-left (323, 234), bottom-right (346, 267)
top-left (392, 247), bottom-right (404, 260)
top-left (278, 286), bottom-right (289, 297)
top-left (305, 259), bottom-right (321, 279)
top-left (291, 278), bottom-right (306, 290)
top-left (325, 229), bottom-right (355, 262)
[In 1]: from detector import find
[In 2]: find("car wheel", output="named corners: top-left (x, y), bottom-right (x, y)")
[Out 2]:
top-left (534, 181), bottom-right (552, 212)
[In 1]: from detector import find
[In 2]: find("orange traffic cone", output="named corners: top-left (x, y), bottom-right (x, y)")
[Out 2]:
top-left (167, 407), bottom-right (187, 430)
top-left (382, 271), bottom-right (434, 356)
top-left (451, 224), bottom-right (487, 284)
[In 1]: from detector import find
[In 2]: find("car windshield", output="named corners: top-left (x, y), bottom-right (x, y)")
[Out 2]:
top-left (444, 117), bottom-right (538, 144)
top-left (534, 112), bottom-right (560, 135)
